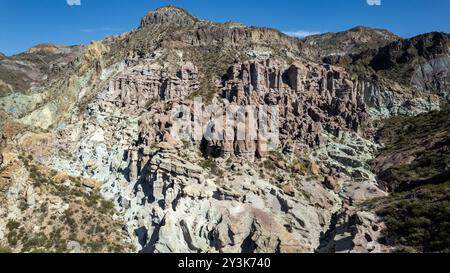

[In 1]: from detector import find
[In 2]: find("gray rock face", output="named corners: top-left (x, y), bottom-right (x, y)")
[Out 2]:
top-left (135, 149), bottom-right (323, 253)
top-left (316, 31), bottom-right (449, 117)
top-left (315, 132), bottom-right (390, 253)
top-left (355, 32), bottom-right (450, 104)
top-left (370, 32), bottom-right (450, 72)
top-left (412, 56), bottom-right (450, 101)
top-left (355, 80), bottom-right (440, 119)
top-left (324, 132), bottom-right (386, 203)
top-left (318, 209), bottom-right (392, 253)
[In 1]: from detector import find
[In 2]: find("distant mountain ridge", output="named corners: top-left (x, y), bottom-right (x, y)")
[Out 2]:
top-left (301, 26), bottom-right (401, 59)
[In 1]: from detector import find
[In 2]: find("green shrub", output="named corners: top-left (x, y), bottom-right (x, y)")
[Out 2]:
top-left (373, 107), bottom-right (450, 252)
top-left (200, 158), bottom-right (224, 177)
top-left (375, 181), bottom-right (450, 253)
top-left (99, 200), bottom-right (115, 214)
top-left (21, 233), bottom-right (49, 253)
top-left (87, 241), bottom-right (103, 253)
top-left (6, 220), bottom-right (20, 231)
top-left (7, 231), bottom-right (18, 246)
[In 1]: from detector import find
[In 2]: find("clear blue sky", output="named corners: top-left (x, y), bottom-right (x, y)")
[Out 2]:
top-left (1, 0), bottom-right (449, 56)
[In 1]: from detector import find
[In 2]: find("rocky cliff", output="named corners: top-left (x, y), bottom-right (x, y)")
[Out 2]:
top-left (0, 6), bottom-right (449, 253)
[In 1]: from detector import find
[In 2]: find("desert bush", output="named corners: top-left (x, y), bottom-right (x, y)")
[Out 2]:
top-left (376, 181), bottom-right (450, 253)
top-left (6, 220), bottom-right (20, 231)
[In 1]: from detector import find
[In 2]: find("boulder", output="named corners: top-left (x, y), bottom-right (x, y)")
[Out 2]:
top-left (323, 175), bottom-right (340, 192)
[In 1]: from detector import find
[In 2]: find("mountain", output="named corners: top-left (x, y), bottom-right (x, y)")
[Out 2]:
top-left (370, 32), bottom-right (450, 100)
top-left (369, 106), bottom-right (450, 252)
top-left (0, 6), bottom-right (449, 253)
top-left (325, 32), bottom-right (450, 102)
top-left (301, 26), bottom-right (400, 60)
top-left (0, 44), bottom-right (81, 97)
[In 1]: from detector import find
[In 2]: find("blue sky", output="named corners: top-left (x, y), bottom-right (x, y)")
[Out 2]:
top-left (1, 0), bottom-right (449, 56)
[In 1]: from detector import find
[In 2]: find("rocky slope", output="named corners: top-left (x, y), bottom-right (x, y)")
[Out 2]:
top-left (365, 107), bottom-right (450, 252)
top-left (324, 32), bottom-right (450, 109)
top-left (0, 44), bottom-right (81, 97)
top-left (0, 6), bottom-right (449, 253)
top-left (0, 122), bottom-right (132, 253)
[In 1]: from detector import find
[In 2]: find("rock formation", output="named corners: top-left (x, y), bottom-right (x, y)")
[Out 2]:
top-left (110, 61), bottom-right (200, 111)
top-left (0, 5), bottom-right (449, 253)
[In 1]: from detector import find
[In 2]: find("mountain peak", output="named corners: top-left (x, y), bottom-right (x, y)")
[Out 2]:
top-left (348, 26), bottom-right (387, 32)
top-left (409, 31), bottom-right (450, 42)
top-left (26, 43), bottom-right (69, 54)
top-left (155, 5), bottom-right (191, 13)
top-left (139, 5), bottom-right (199, 29)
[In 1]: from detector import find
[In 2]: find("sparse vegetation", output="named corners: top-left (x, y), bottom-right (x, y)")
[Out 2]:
top-left (1, 154), bottom-right (133, 253)
top-left (186, 46), bottom-right (239, 103)
top-left (289, 159), bottom-right (309, 175)
top-left (7, 231), bottom-right (18, 247)
top-left (370, 106), bottom-right (450, 253)
top-left (374, 106), bottom-right (450, 191)
top-left (6, 220), bottom-right (21, 231)
top-left (369, 180), bottom-right (450, 253)
top-left (145, 97), bottom-right (160, 110)
top-left (200, 158), bottom-right (224, 177)
top-left (99, 199), bottom-right (116, 214)
top-left (0, 245), bottom-right (12, 253)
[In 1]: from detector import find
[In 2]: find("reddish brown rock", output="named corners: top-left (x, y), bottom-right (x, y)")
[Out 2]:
top-left (323, 175), bottom-right (340, 192)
